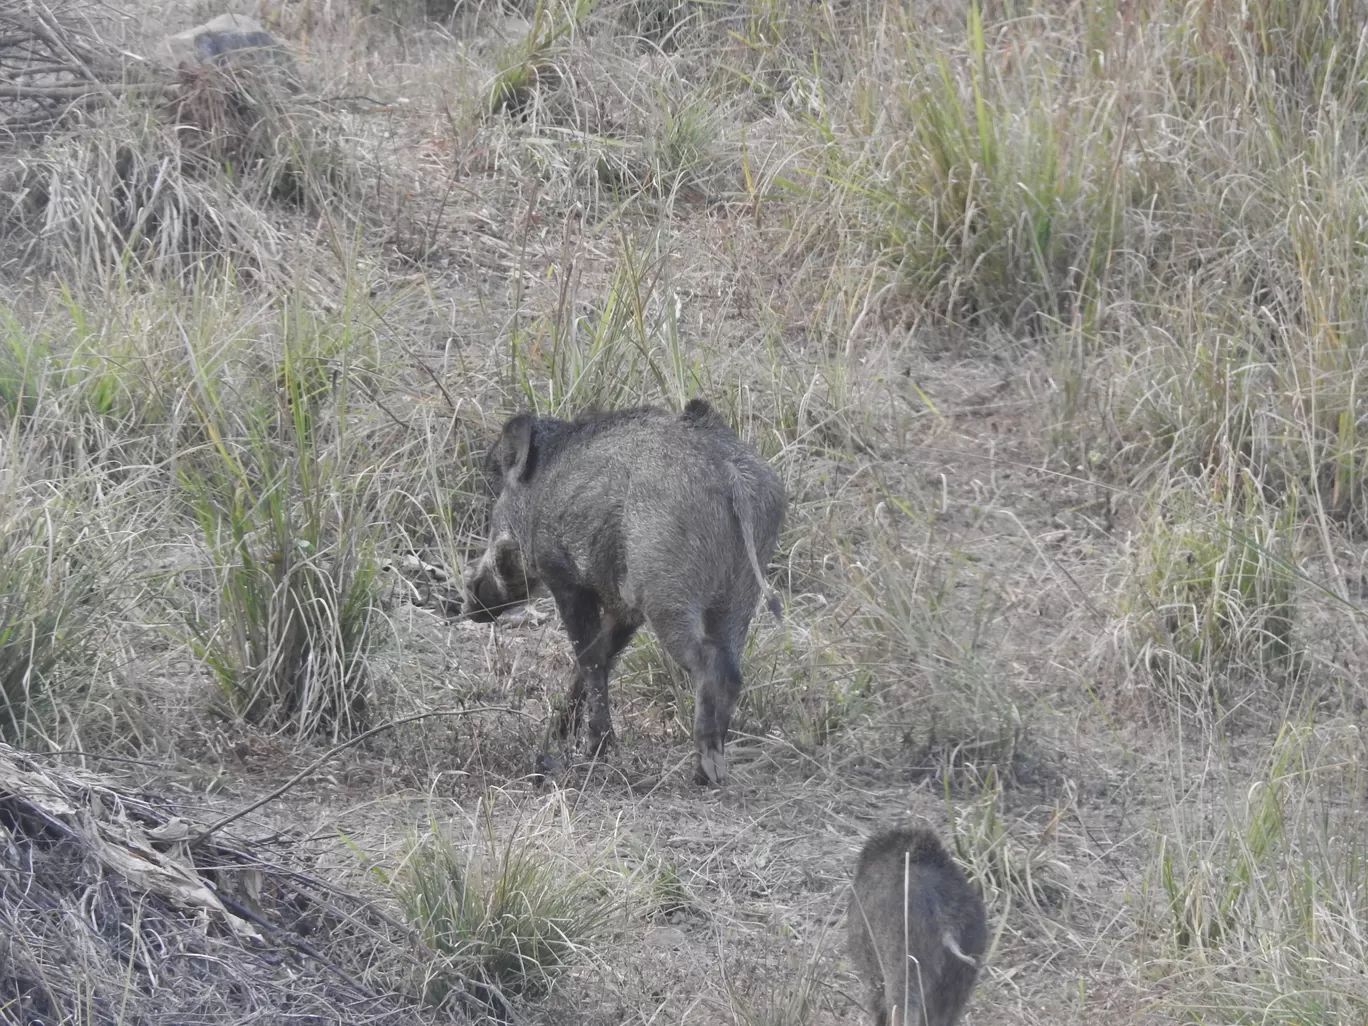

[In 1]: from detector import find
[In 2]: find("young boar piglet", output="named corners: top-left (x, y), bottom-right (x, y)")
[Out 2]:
top-left (848, 827), bottom-right (987, 1026)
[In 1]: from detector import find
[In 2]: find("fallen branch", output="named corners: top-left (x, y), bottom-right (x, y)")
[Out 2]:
top-left (0, 748), bottom-right (260, 940)
top-left (217, 890), bottom-right (377, 999)
top-left (0, 80), bottom-right (168, 99)
top-left (190, 705), bottom-right (527, 847)
top-left (0, 742), bottom-right (436, 1021)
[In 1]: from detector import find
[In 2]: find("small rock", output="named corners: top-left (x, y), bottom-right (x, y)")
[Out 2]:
top-left (469, 13), bottom-right (533, 58)
top-left (642, 926), bottom-right (689, 951)
top-left (157, 13), bottom-right (298, 82)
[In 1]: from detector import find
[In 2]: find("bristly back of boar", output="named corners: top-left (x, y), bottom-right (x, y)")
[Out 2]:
top-left (464, 399), bottom-right (786, 786)
top-left (848, 826), bottom-right (987, 1026)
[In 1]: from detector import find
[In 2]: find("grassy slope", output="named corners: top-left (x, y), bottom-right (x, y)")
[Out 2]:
top-left (4, 0), bottom-right (1368, 1022)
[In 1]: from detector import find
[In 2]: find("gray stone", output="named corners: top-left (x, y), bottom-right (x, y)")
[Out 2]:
top-left (157, 13), bottom-right (298, 81)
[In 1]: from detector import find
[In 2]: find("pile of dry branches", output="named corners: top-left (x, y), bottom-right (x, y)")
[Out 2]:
top-left (0, 0), bottom-right (161, 140)
top-left (0, 744), bottom-right (445, 1024)
top-left (0, 0), bottom-right (389, 280)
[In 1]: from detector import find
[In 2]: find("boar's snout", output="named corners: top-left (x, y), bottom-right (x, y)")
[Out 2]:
top-left (464, 571), bottom-right (502, 622)
top-left (464, 537), bottom-right (535, 622)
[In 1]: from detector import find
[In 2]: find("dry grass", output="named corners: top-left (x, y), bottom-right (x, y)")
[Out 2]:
top-left (0, 743), bottom-right (445, 1024)
top-left (3, 0), bottom-right (1368, 1022)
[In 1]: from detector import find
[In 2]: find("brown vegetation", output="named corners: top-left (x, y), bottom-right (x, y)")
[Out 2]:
top-left (2, 0), bottom-right (1368, 1023)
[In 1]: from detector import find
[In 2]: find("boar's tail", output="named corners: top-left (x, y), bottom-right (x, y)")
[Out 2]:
top-left (724, 461), bottom-right (783, 622)
top-left (942, 929), bottom-right (980, 968)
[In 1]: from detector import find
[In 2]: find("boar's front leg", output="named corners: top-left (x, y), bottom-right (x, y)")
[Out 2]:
top-left (550, 583), bottom-right (639, 756)
top-left (550, 585), bottom-right (598, 742)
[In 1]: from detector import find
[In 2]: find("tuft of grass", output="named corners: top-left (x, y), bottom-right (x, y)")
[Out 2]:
top-left (613, 832), bottom-right (701, 920)
top-left (648, 94), bottom-right (723, 199)
top-left (1120, 481), bottom-right (1298, 708)
top-left (0, 499), bottom-right (108, 744)
top-left (487, 0), bottom-right (595, 117)
top-left (389, 814), bottom-right (614, 1009)
top-left (852, 522), bottom-right (1028, 776)
top-left (1165, 0), bottom-right (1360, 108)
top-left (798, 2), bottom-right (1126, 335)
top-left (616, 0), bottom-right (694, 48)
top-left (721, 926), bottom-right (829, 1026)
top-left (4, 62), bottom-right (367, 283)
top-left (737, 629), bottom-right (870, 751)
top-left (0, 307), bottom-right (51, 426)
top-left (645, 855), bottom-right (695, 919)
top-left (616, 629), bottom-right (693, 742)
top-left (175, 303), bottom-right (385, 739)
top-left (723, 960), bottom-right (825, 1026)
top-left (1147, 719), bottom-right (1368, 1023)
top-left (950, 767), bottom-right (1066, 915)
top-left (508, 231), bottom-right (704, 415)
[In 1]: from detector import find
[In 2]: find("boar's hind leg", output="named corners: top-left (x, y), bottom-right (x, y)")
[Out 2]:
top-left (552, 585), bottom-right (638, 755)
top-left (692, 642), bottom-right (743, 786)
top-left (656, 607), bottom-right (744, 786)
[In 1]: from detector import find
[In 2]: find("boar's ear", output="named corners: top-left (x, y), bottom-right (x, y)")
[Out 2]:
top-left (495, 415), bottom-right (536, 483)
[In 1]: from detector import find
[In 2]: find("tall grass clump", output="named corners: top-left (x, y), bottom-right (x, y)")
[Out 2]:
top-left (950, 767), bottom-right (1064, 914)
top-left (647, 95), bottom-right (724, 200)
top-left (1161, 0), bottom-right (1365, 110)
top-left (1, 286), bottom-right (291, 487)
top-left (722, 947), bottom-right (825, 1026)
top-left (1149, 720), bottom-right (1368, 1023)
top-left (1099, 313), bottom-right (1279, 491)
top-left (1119, 480), bottom-right (1298, 706)
top-left (389, 817), bottom-right (614, 1010)
top-left (807, 3), bottom-right (1126, 334)
top-left (0, 499), bottom-right (110, 744)
top-left (736, 630), bottom-right (868, 752)
top-left (508, 233), bottom-right (704, 414)
top-left (4, 61), bottom-right (365, 282)
top-left (177, 306), bottom-right (384, 738)
top-left (1089, 50), bottom-right (1368, 492)
top-left (1085, 193), bottom-right (1368, 527)
top-left (0, 296), bottom-right (158, 477)
top-left (487, 0), bottom-right (595, 117)
top-left (851, 522), bottom-right (1026, 774)
top-left (1276, 191), bottom-right (1368, 530)
top-left (1051, 0), bottom-right (1368, 473)
top-left (54, 288), bottom-right (220, 471)
top-left (0, 306), bottom-right (50, 427)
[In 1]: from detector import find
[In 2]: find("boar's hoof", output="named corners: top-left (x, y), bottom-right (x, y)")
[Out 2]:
top-left (555, 701), bottom-right (583, 740)
top-left (464, 603), bottom-right (497, 623)
top-left (694, 747), bottom-right (727, 787)
top-left (532, 752), bottom-right (566, 787)
top-left (584, 727), bottom-right (615, 758)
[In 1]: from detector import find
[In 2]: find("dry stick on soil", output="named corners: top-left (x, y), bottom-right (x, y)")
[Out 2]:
top-left (413, 357), bottom-right (463, 416)
top-left (0, 82), bottom-right (167, 99)
top-left (996, 507), bottom-right (1106, 624)
top-left (190, 706), bottom-right (528, 848)
top-left (215, 890), bottom-right (378, 998)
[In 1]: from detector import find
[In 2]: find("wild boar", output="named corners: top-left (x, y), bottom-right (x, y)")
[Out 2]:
top-left (465, 399), bottom-right (785, 785)
top-left (848, 826), bottom-right (987, 1026)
